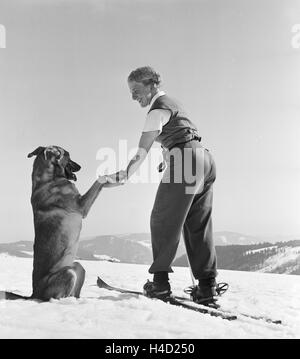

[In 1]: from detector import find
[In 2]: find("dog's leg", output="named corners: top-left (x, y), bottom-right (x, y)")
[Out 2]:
top-left (78, 181), bottom-right (104, 218)
top-left (70, 262), bottom-right (86, 298)
top-left (41, 267), bottom-right (77, 301)
top-left (38, 263), bottom-right (86, 301)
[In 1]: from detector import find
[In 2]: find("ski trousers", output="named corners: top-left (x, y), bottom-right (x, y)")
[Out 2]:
top-left (149, 139), bottom-right (217, 281)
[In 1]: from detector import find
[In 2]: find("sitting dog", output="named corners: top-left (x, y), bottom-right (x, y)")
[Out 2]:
top-left (1, 145), bottom-right (107, 301)
top-left (27, 145), bottom-right (108, 301)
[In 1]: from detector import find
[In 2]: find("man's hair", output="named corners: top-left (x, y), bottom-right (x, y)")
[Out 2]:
top-left (128, 66), bottom-right (161, 86)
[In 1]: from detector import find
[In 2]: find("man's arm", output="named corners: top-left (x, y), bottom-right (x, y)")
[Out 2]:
top-left (125, 130), bottom-right (160, 179)
top-left (106, 130), bottom-right (159, 183)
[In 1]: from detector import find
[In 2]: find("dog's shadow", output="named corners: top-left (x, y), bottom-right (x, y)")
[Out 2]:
top-left (96, 293), bottom-right (139, 302)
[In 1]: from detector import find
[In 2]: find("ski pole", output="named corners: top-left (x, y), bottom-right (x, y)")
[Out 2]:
top-left (182, 238), bottom-right (196, 286)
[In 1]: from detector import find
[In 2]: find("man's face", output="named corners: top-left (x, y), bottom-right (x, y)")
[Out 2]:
top-left (128, 80), bottom-right (153, 107)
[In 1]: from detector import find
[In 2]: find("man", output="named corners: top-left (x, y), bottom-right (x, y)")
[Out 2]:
top-left (107, 66), bottom-right (218, 306)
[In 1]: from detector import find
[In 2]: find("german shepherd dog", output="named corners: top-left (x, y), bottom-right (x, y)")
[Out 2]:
top-left (1, 145), bottom-right (105, 301)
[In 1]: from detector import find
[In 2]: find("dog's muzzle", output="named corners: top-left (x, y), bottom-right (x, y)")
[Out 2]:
top-left (44, 146), bottom-right (64, 162)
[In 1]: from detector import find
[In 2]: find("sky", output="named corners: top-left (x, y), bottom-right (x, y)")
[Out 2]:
top-left (0, 0), bottom-right (299, 243)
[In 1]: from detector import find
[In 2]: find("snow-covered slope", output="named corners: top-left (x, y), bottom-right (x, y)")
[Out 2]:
top-left (2, 238), bottom-right (300, 275)
top-left (175, 241), bottom-right (300, 275)
top-left (0, 254), bottom-right (299, 339)
top-left (257, 246), bottom-right (300, 274)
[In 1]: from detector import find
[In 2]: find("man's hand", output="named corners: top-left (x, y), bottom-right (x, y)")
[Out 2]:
top-left (98, 171), bottom-right (127, 188)
top-left (97, 175), bottom-right (109, 184)
top-left (115, 170), bottom-right (127, 182)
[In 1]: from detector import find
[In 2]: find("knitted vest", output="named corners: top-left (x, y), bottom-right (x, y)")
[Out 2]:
top-left (148, 95), bottom-right (200, 149)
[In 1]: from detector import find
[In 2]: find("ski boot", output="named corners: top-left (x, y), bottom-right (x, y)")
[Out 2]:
top-left (143, 280), bottom-right (172, 299)
top-left (184, 282), bottom-right (229, 308)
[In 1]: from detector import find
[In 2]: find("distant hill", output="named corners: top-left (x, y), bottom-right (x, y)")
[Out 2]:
top-left (213, 231), bottom-right (263, 246)
top-left (213, 232), bottom-right (300, 246)
top-left (173, 240), bottom-right (300, 275)
top-left (0, 235), bottom-right (153, 264)
top-left (1, 233), bottom-right (299, 275)
top-left (78, 234), bottom-right (153, 264)
top-left (0, 241), bottom-right (33, 258)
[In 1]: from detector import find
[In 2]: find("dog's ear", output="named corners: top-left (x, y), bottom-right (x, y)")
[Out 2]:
top-left (65, 159), bottom-right (81, 181)
top-left (69, 159), bottom-right (81, 172)
top-left (27, 147), bottom-right (45, 158)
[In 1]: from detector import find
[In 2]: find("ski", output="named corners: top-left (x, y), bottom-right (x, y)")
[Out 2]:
top-left (96, 277), bottom-right (237, 321)
top-left (173, 294), bottom-right (282, 325)
top-left (96, 277), bottom-right (282, 325)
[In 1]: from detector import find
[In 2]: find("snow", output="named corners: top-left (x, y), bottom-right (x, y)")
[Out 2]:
top-left (21, 251), bottom-right (33, 257)
top-left (93, 254), bottom-right (120, 262)
top-left (0, 254), bottom-right (299, 339)
top-left (245, 246), bottom-right (278, 255)
top-left (134, 240), bottom-right (151, 249)
top-left (218, 235), bottom-right (228, 244)
top-left (258, 246), bottom-right (300, 274)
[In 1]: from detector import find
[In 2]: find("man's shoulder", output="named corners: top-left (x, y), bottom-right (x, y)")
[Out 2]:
top-left (150, 94), bottom-right (178, 110)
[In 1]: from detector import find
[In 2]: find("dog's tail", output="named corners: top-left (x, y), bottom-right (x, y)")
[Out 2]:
top-left (0, 291), bottom-right (31, 300)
